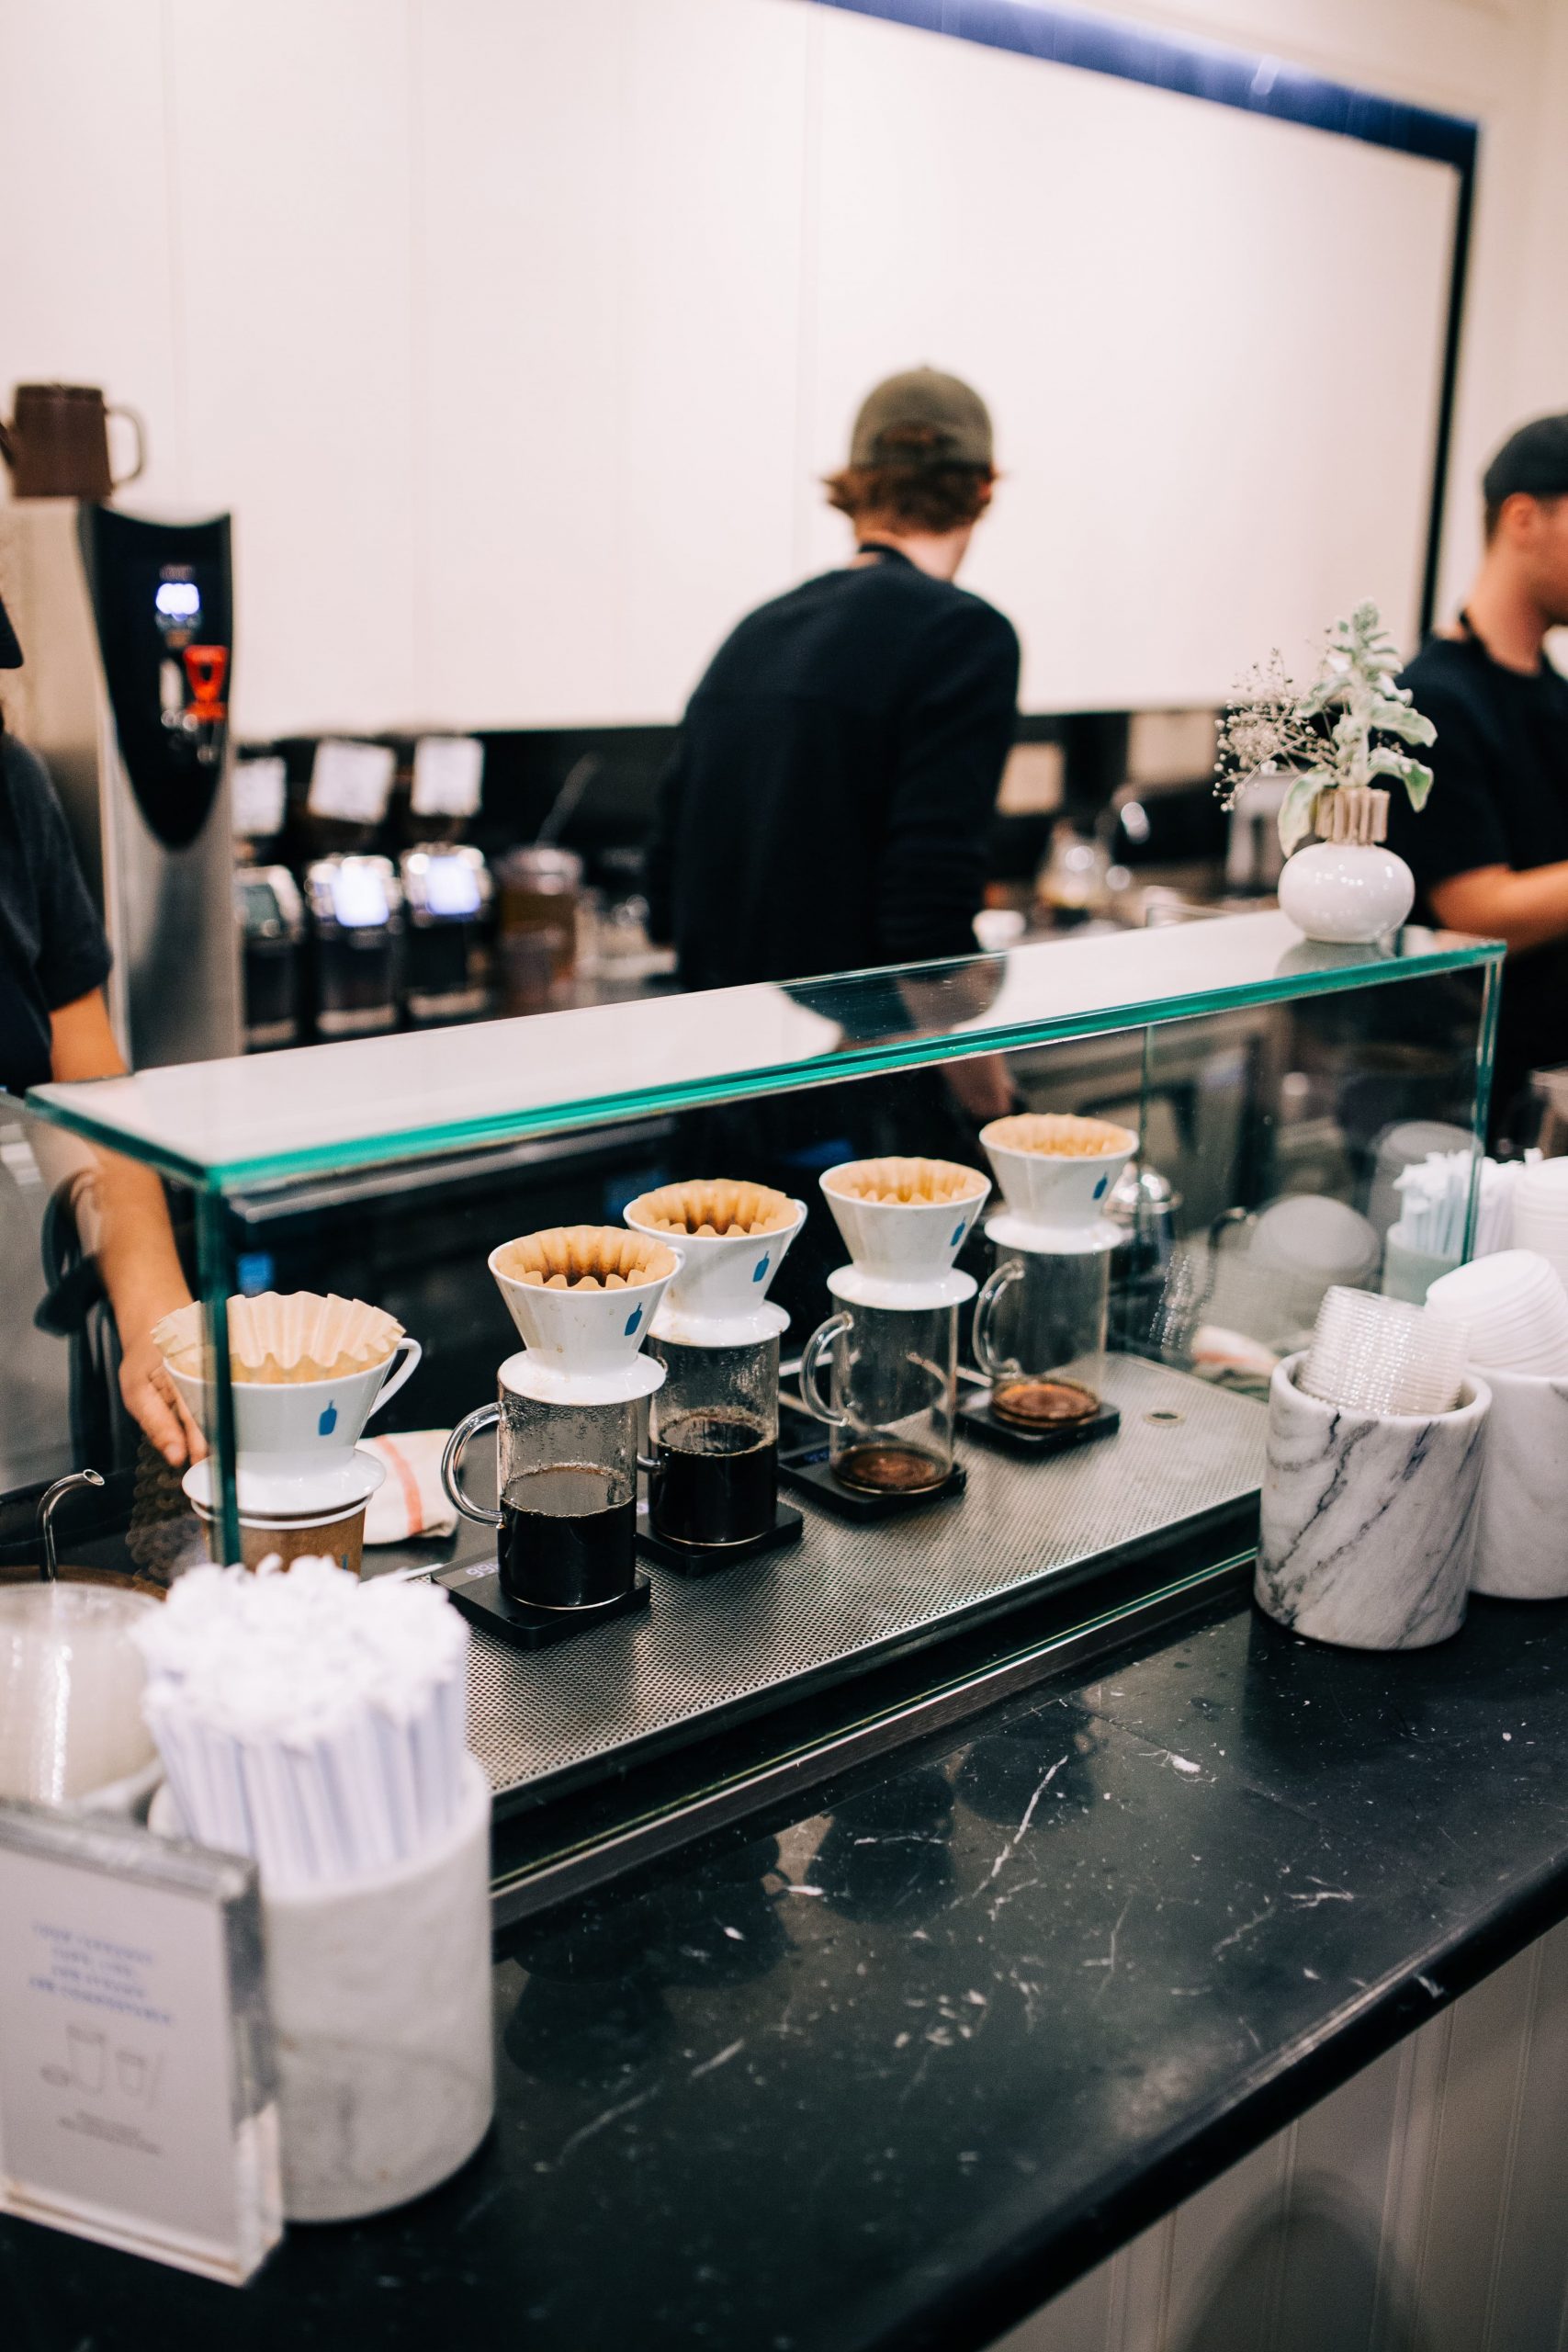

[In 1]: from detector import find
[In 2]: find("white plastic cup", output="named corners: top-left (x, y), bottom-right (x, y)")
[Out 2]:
top-left (1298, 1287), bottom-right (1467, 1416)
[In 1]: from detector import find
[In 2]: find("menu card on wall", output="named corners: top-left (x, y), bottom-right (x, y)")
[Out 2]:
top-left (0, 1802), bottom-right (281, 2285)
top-left (411, 734), bottom-right (484, 820)
top-left (232, 755), bottom-right (288, 840)
top-left (307, 739), bottom-right (396, 824)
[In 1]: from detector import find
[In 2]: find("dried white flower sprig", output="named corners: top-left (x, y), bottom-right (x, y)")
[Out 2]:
top-left (1214, 602), bottom-right (1437, 855)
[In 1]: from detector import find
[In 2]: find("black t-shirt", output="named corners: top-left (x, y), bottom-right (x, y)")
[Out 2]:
top-left (1386, 632), bottom-right (1568, 1136)
top-left (646, 548), bottom-right (1020, 989)
top-left (0, 732), bottom-right (112, 1092)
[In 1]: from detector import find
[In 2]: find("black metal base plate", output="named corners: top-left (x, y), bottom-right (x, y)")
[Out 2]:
top-left (637, 1501), bottom-right (805, 1577)
top-left (959, 1389), bottom-right (1122, 1457)
top-left (435, 1565), bottom-right (652, 1650)
top-left (780, 1449), bottom-right (967, 1522)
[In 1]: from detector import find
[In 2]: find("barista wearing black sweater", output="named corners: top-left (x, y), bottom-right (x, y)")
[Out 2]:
top-left (647, 368), bottom-right (1020, 1003)
top-left (1387, 413), bottom-right (1568, 1140)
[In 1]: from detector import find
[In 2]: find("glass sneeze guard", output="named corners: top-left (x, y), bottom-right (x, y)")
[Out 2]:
top-left (26, 913), bottom-right (1501, 1193)
top-left (6, 911), bottom-right (1502, 1591)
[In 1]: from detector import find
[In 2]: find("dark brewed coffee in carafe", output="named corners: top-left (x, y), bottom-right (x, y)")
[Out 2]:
top-left (649, 1409), bottom-right (777, 1547)
top-left (501, 1464), bottom-right (636, 1609)
top-left (833, 1441), bottom-right (948, 1493)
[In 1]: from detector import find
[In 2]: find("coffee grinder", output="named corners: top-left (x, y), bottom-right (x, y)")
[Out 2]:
top-left (235, 865), bottom-right (305, 1050)
top-left (398, 844), bottom-right (492, 1024)
top-left (438, 1226), bottom-right (679, 1647)
top-left (623, 1180), bottom-right (807, 1573)
top-left (304, 853), bottom-right (403, 1038)
top-left (796, 1158), bottom-right (989, 1518)
top-left (966, 1114), bottom-right (1138, 1452)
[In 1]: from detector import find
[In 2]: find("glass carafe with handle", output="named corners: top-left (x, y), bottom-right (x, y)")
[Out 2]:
top-left (971, 1232), bottom-right (1112, 1430)
top-left (624, 1177), bottom-right (806, 1555)
top-left (647, 1334), bottom-right (781, 1548)
top-left (799, 1298), bottom-right (958, 1494)
top-left (442, 1223), bottom-right (679, 1616)
top-left (443, 1369), bottom-right (648, 1611)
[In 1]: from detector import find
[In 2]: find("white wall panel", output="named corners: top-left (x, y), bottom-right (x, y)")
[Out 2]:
top-left (608, 0), bottom-right (809, 718)
top-left (163, 0), bottom-right (418, 737)
top-left (4, 0), bottom-right (1559, 733)
top-left (804, 6), bottom-right (1456, 712)
top-left (0, 0), bottom-right (185, 512)
top-left (998, 1917), bottom-right (1568, 2352)
top-left (416, 0), bottom-right (807, 728)
top-left (413, 0), bottom-right (628, 727)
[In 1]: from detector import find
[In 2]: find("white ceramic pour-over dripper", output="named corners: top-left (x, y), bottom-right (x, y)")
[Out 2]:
top-left (979, 1114), bottom-right (1137, 1243)
top-left (818, 1159), bottom-right (989, 1309)
top-left (624, 1186), bottom-right (807, 1345)
top-left (166, 1346), bottom-right (420, 1486)
top-left (488, 1227), bottom-right (681, 1402)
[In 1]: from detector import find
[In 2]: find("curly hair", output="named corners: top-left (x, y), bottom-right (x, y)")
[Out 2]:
top-left (824, 461), bottom-right (994, 535)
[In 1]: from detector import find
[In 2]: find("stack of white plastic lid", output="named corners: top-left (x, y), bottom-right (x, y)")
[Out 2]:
top-left (1509, 1162), bottom-right (1568, 1290)
top-left (1424, 1249), bottom-right (1568, 1376)
top-left (1297, 1286), bottom-right (1470, 1416)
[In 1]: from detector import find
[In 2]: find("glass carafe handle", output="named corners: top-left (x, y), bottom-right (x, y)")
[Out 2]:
top-left (441, 1402), bottom-right (503, 1527)
top-left (971, 1258), bottom-right (1024, 1380)
top-left (798, 1312), bottom-right (852, 1426)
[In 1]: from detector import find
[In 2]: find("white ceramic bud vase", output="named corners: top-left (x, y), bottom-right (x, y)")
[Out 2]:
top-left (1277, 786), bottom-right (1415, 944)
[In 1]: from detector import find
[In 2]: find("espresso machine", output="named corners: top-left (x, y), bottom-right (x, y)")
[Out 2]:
top-left (0, 501), bottom-right (241, 1065)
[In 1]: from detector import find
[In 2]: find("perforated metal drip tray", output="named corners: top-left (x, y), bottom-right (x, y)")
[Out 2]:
top-left (456, 1356), bottom-right (1265, 1816)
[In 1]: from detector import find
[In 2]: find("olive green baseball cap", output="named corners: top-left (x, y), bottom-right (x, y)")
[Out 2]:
top-left (849, 368), bottom-right (994, 470)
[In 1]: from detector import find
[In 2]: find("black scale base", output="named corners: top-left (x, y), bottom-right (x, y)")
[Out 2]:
top-left (434, 1564), bottom-right (652, 1651)
top-left (779, 1447), bottom-right (966, 1522)
top-left (958, 1389), bottom-right (1122, 1457)
top-left (637, 1501), bottom-right (805, 1577)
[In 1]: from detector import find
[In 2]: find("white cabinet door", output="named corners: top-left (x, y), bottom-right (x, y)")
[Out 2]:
top-left (166, 0), bottom-right (419, 738)
top-left (416, 0), bottom-right (810, 728)
top-left (0, 0), bottom-right (184, 517)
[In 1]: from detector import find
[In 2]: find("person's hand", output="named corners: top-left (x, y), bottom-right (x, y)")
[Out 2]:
top-left (118, 1329), bottom-right (207, 1467)
top-left (942, 1051), bottom-right (1017, 1125)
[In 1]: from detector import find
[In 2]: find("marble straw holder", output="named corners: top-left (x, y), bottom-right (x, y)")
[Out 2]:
top-left (1472, 1364), bottom-right (1568, 1600)
top-left (263, 1755), bottom-right (494, 2221)
top-left (1256, 1353), bottom-right (1490, 1651)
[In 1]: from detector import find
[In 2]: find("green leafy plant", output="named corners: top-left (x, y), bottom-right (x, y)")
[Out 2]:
top-left (1214, 602), bottom-right (1436, 855)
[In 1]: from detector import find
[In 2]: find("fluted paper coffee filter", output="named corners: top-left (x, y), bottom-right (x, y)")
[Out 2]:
top-left (154, 1291), bottom-right (405, 1385)
top-left (494, 1225), bottom-right (679, 1291)
top-left (1298, 1286), bottom-right (1468, 1415)
top-left (625, 1179), bottom-right (796, 1237)
top-left (825, 1157), bottom-right (987, 1205)
top-left (980, 1114), bottom-right (1136, 1159)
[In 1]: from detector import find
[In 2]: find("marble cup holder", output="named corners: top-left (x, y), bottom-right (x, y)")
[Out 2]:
top-left (262, 1755), bottom-right (496, 2222)
top-left (1472, 1364), bottom-right (1568, 1600)
top-left (1255, 1352), bottom-right (1490, 1652)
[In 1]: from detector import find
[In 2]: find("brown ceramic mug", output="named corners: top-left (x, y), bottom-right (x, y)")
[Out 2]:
top-left (0, 382), bottom-right (145, 500)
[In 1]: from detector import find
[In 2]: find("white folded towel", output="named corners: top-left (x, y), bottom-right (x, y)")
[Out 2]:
top-left (362, 1430), bottom-right (458, 1544)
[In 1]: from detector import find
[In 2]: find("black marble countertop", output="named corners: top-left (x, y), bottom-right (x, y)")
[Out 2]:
top-left (10, 1585), bottom-right (1568, 2352)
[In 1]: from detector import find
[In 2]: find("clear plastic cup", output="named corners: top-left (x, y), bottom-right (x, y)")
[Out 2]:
top-left (1298, 1287), bottom-right (1470, 1415)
